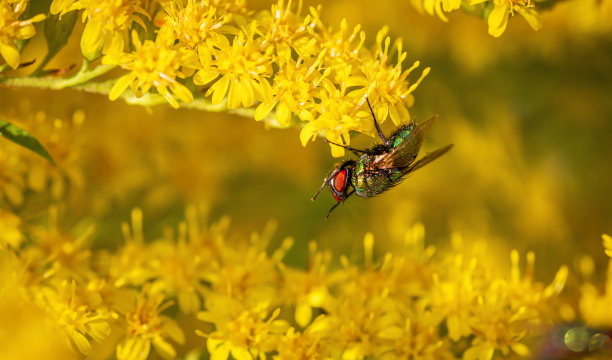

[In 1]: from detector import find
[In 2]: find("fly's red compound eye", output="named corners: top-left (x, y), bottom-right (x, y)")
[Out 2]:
top-left (330, 169), bottom-right (348, 202)
top-left (333, 170), bottom-right (347, 193)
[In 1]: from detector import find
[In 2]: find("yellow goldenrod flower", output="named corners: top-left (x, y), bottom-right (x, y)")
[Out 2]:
top-left (412, 0), bottom-right (541, 37)
top-left (50, 0), bottom-right (148, 59)
top-left (34, 280), bottom-right (111, 355)
top-left (414, 0), bottom-right (462, 22)
top-left (116, 288), bottom-right (185, 360)
top-left (111, 208), bottom-right (155, 288)
top-left (274, 315), bottom-right (334, 360)
top-left (160, 0), bottom-right (233, 50)
top-left (481, 0), bottom-right (541, 37)
top-left (103, 25), bottom-right (198, 108)
top-left (147, 234), bottom-right (207, 314)
top-left (278, 241), bottom-right (337, 328)
top-left (195, 22), bottom-right (274, 109)
top-left (0, 0), bottom-right (46, 69)
top-left (199, 302), bottom-right (288, 360)
top-left (349, 28), bottom-right (430, 126)
top-left (29, 206), bottom-right (94, 279)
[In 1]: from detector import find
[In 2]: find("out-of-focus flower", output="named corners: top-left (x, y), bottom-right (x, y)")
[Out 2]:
top-left (274, 316), bottom-right (334, 360)
top-left (278, 241), bottom-right (337, 328)
top-left (50, 0), bottom-right (148, 59)
top-left (481, 0), bottom-right (541, 37)
top-left (0, 0), bottom-right (46, 69)
top-left (116, 288), bottom-right (185, 360)
top-left (34, 280), bottom-right (111, 355)
top-left (198, 301), bottom-right (288, 360)
top-left (579, 234), bottom-right (612, 328)
top-left (411, 0), bottom-right (541, 37)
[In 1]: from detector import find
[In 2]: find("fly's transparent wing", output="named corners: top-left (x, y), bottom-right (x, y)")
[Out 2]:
top-left (401, 144), bottom-right (453, 175)
top-left (373, 115), bottom-right (438, 169)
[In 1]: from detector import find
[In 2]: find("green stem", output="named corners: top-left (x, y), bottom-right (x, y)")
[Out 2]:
top-left (0, 67), bottom-right (291, 129)
top-left (0, 63), bottom-right (115, 89)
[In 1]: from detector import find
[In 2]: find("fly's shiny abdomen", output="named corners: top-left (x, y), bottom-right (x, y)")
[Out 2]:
top-left (352, 154), bottom-right (403, 198)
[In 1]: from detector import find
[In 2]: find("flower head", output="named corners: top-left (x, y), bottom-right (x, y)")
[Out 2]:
top-left (103, 25), bottom-right (198, 108)
top-left (485, 0), bottom-right (541, 37)
top-left (50, 0), bottom-right (149, 59)
top-left (34, 280), bottom-right (111, 355)
top-left (116, 288), bottom-right (185, 360)
top-left (0, 0), bottom-right (46, 69)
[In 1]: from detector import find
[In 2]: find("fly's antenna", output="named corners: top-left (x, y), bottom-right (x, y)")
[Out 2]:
top-left (366, 98), bottom-right (389, 147)
top-left (311, 174), bottom-right (333, 201)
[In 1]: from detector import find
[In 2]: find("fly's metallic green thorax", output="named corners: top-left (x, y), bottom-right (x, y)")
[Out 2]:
top-left (311, 98), bottom-right (453, 219)
top-left (352, 154), bottom-right (403, 198)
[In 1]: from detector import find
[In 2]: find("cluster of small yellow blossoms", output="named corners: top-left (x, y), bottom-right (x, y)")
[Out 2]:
top-left (411, 0), bottom-right (541, 37)
top-left (0, 0), bottom-right (46, 69)
top-left (1, 201), bottom-right (574, 359)
top-left (39, 0), bottom-right (428, 156)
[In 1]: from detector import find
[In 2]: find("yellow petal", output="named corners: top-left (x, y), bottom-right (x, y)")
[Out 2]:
top-left (70, 330), bottom-right (91, 355)
top-left (177, 291), bottom-right (200, 314)
top-left (117, 337), bottom-right (151, 360)
top-left (81, 21), bottom-right (104, 60)
top-left (254, 100), bottom-right (276, 121)
top-left (230, 346), bottom-right (252, 360)
top-left (515, 6), bottom-right (542, 31)
top-left (276, 101), bottom-right (291, 126)
top-left (300, 121), bottom-right (319, 146)
top-left (87, 319), bottom-right (111, 342)
top-left (162, 317), bottom-right (186, 344)
top-left (0, 43), bottom-right (20, 69)
top-left (511, 342), bottom-right (531, 357)
top-left (295, 302), bottom-right (312, 328)
top-left (388, 103), bottom-right (401, 125)
top-left (16, 24), bottom-right (36, 39)
top-left (152, 336), bottom-right (176, 360)
top-left (488, 5), bottom-right (509, 38)
top-left (227, 78), bottom-right (241, 109)
top-left (109, 74), bottom-right (134, 101)
top-left (159, 85), bottom-right (180, 109)
top-left (170, 82), bottom-right (194, 104)
top-left (241, 78), bottom-right (254, 107)
top-left (210, 342), bottom-right (230, 360)
top-left (446, 315), bottom-right (462, 341)
top-left (194, 69), bottom-right (219, 85)
top-left (211, 75), bottom-right (230, 105)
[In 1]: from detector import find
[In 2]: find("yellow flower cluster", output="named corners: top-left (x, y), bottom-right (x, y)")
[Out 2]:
top-left (46, 0), bottom-right (428, 156)
top-left (0, 0), bottom-right (46, 69)
top-left (411, 0), bottom-right (541, 37)
top-left (0, 201), bottom-right (572, 359)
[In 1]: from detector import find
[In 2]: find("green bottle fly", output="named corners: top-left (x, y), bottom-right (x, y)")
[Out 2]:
top-left (312, 99), bottom-right (453, 219)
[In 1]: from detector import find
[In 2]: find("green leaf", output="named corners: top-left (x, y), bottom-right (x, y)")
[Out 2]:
top-left (36, 10), bottom-right (78, 73)
top-left (45, 10), bottom-right (78, 59)
top-left (0, 119), bottom-right (55, 166)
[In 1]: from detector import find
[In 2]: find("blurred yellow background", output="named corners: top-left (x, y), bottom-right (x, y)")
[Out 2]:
top-left (1, 0), bottom-right (611, 282)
